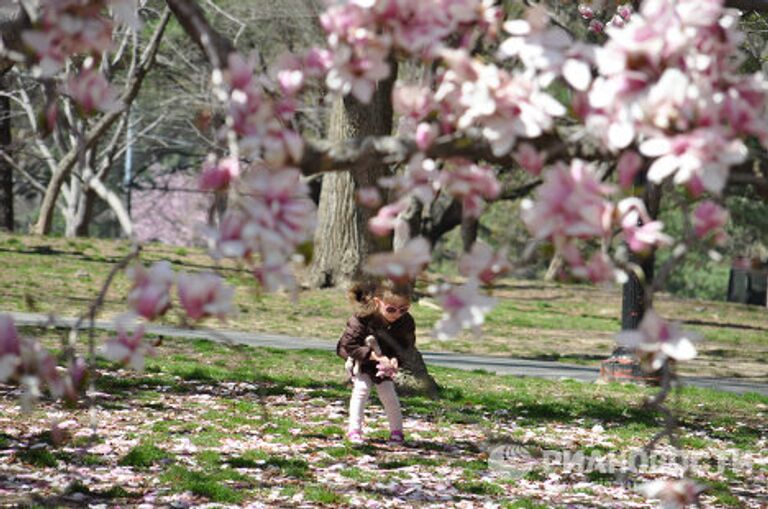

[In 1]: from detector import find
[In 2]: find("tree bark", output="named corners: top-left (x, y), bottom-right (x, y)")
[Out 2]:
top-left (395, 346), bottom-right (441, 399)
top-left (74, 188), bottom-right (97, 237)
top-left (544, 253), bottom-right (564, 281)
top-left (309, 66), bottom-right (397, 288)
top-left (393, 196), bottom-right (422, 251)
top-left (0, 75), bottom-right (12, 231)
top-left (460, 215), bottom-right (478, 252)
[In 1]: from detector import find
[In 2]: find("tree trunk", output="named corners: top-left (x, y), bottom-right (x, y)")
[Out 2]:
top-left (393, 196), bottom-right (422, 251)
top-left (74, 188), bottom-right (97, 237)
top-left (0, 75), bottom-right (12, 231)
top-left (309, 66), bottom-right (397, 288)
top-left (460, 215), bottom-right (478, 252)
top-left (395, 346), bottom-right (441, 399)
top-left (544, 253), bottom-right (564, 281)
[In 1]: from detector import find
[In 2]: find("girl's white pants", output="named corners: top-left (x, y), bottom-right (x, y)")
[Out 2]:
top-left (347, 373), bottom-right (403, 433)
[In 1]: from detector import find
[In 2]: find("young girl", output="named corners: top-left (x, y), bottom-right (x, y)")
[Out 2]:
top-left (337, 279), bottom-right (415, 444)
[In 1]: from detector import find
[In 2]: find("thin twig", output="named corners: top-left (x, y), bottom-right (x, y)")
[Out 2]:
top-left (67, 244), bottom-right (141, 438)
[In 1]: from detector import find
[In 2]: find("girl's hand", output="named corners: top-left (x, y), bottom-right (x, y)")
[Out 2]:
top-left (376, 357), bottom-right (399, 378)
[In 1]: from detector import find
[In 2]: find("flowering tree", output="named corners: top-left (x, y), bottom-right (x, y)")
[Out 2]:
top-left (3, 0), bottom-right (768, 505)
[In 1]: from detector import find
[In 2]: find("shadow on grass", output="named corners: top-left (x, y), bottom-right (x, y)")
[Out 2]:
top-left (681, 319), bottom-right (768, 333)
top-left (0, 246), bottom-right (249, 274)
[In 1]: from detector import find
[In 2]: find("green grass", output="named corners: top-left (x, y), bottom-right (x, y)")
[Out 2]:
top-left (119, 442), bottom-right (171, 467)
top-left (303, 484), bottom-right (349, 505)
top-left (1, 231), bottom-right (766, 380)
top-left (2, 326), bottom-right (766, 507)
top-left (160, 465), bottom-right (251, 503)
top-left (17, 447), bottom-right (58, 467)
top-left (455, 480), bottom-right (506, 496)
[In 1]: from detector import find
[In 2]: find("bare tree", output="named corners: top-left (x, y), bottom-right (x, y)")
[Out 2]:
top-left (0, 75), bottom-right (11, 231)
top-left (30, 8), bottom-right (170, 235)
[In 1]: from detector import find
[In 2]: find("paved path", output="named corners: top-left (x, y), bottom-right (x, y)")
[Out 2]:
top-left (6, 311), bottom-right (767, 397)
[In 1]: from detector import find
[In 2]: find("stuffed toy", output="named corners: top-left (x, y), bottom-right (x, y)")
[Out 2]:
top-left (344, 335), bottom-right (399, 379)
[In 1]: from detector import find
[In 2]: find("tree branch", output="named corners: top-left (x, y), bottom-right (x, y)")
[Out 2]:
top-left (300, 130), bottom-right (568, 177)
top-left (0, 5), bottom-right (30, 75)
top-left (165, 0), bottom-right (235, 70)
top-left (725, 0), bottom-right (768, 12)
top-left (32, 8), bottom-right (171, 235)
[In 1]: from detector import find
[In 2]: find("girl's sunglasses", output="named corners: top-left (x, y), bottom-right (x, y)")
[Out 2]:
top-left (384, 305), bottom-right (410, 315)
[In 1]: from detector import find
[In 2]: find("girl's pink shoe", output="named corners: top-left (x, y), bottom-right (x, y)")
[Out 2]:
top-left (388, 430), bottom-right (404, 444)
top-left (346, 429), bottom-right (364, 444)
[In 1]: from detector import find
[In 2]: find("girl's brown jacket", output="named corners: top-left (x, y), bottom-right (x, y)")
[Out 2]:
top-left (337, 312), bottom-right (416, 384)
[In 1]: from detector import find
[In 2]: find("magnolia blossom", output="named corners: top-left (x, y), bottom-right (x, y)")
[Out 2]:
top-left (616, 309), bottom-right (699, 371)
top-left (440, 159), bottom-right (500, 218)
top-left (126, 261), bottom-right (175, 321)
top-left (500, 8), bottom-right (594, 91)
top-left (640, 131), bottom-right (747, 194)
top-left (379, 155), bottom-right (440, 208)
top-left (252, 248), bottom-right (299, 296)
top-left (0, 315), bottom-right (76, 398)
top-left (102, 315), bottom-right (152, 372)
top-left (584, 0), bottom-right (768, 195)
top-left (565, 246), bottom-right (627, 285)
top-left (513, 142), bottom-right (545, 176)
top-left (325, 41), bottom-right (391, 103)
top-left (588, 19), bottom-right (605, 34)
top-left (22, 2), bottom-right (113, 76)
top-left (364, 236), bottom-right (431, 284)
top-left (458, 242), bottom-right (511, 285)
top-left (692, 200), bottom-right (729, 246)
top-left (199, 156), bottom-right (240, 192)
top-left (201, 165), bottom-right (316, 296)
top-left (203, 211), bottom-right (257, 260)
top-left (177, 272), bottom-right (235, 321)
top-left (393, 84), bottom-right (436, 124)
top-left (219, 53), bottom-right (304, 166)
top-left (433, 48), bottom-right (566, 156)
top-left (56, 357), bottom-right (88, 403)
top-left (0, 314), bottom-right (21, 383)
top-left (270, 54), bottom-right (306, 97)
top-left (415, 122), bottom-right (438, 150)
top-left (617, 198), bottom-right (672, 253)
top-left (638, 479), bottom-right (706, 509)
top-left (616, 4), bottom-right (633, 20)
top-left (356, 186), bottom-right (383, 209)
top-left (431, 279), bottom-right (497, 340)
top-left (63, 67), bottom-right (122, 115)
top-left (368, 198), bottom-right (410, 237)
top-left (319, 0), bottom-right (501, 105)
top-left (239, 165), bottom-right (317, 252)
top-left (521, 159), bottom-right (614, 243)
top-left (577, 4), bottom-right (594, 20)
top-left (617, 150), bottom-right (643, 188)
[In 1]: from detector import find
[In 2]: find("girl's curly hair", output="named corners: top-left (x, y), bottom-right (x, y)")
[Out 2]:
top-left (347, 276), bottom-right (412, 317)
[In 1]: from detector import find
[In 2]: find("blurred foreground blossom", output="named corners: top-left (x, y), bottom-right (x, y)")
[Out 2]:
top-left (692, 200), bottom-right (729, 246)
top-left (458, 242), bottom-right (511, 285)
top-left (431, 279), bottom-right (496, 340)
top-left (638, 478), bottom-right (706, 509)
top-left (102, 315), bottom-right (153, 372)
top-left (126, 261), bottom-right (175, 320)
top-left (177, 272), bottom-right (235, 322)
top-left (616, 309), bottom-right (699, 371)
top-left (0, 314), bottom-right (21, 383)
top-left (365, 237), bottom-right (431, 284)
